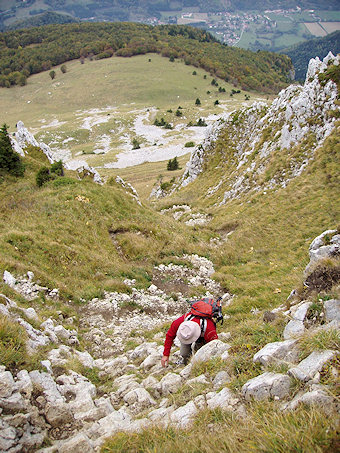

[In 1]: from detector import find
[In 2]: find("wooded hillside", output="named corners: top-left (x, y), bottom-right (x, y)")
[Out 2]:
top-left (0, 22), bottom-right (293, 93)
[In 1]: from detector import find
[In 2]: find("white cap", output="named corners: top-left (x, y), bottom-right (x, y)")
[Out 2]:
top-left (177, 321), bottom-right (201, 344)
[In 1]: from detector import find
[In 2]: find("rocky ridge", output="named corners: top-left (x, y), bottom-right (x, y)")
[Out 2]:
top-left (180, 53), bottom-right (339, 202)
top-left (0, 230), bottom-right (339, 452)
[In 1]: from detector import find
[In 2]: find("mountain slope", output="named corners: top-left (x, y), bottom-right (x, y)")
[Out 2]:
top-left (0, 22), bottom-right (293, 92)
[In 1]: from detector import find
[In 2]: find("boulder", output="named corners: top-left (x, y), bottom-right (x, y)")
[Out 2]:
top-left (147, 406), bottom-right (174, 425)
top-left (123, 388), bottom-right (156, 413)
top-left (186, 374), bottom-right (210, 386)
top-left (29, 371), bottom-right (64, 404)
top-left (253, 340), bottom-right (298, 365)
top-left (242, 372), bottom-right (292, 401)
top-left (213, 371), bottom-right (231, 389)
top-left (206, 387), bottom-right (240, 410)
top-left (0, 370), bottom-right (16, 398)
top-left (58, 433), bottom-right (95, 453)
top-left (324, 299), bottom-right (340, 322)
top-left (288, 350), bottom-right (336, 382)
top-left (283, 302), bottom-right (312, 340)
top-left (44, 402), bottom-right (74, 427)
top-left (282, 386), bottom-right (336, 414)
top-left (159, 373), bottom-right (182, 396)
top-left (170, 401), bottom-right (197, 428)
top-left (191, 340), bottom-right (230, 364)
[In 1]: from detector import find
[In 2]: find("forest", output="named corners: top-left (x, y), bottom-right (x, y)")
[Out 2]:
top-left (0, 22), bottom-right (293, 93)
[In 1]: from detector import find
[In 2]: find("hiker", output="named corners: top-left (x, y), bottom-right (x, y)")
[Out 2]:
top-left (161, 298), bottom-right (222, 367)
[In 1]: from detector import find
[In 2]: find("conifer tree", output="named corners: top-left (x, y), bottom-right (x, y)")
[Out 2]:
top-left (0, 124), bottom-right (25, 177)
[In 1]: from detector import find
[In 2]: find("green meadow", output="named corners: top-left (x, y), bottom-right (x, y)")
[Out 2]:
top-left (0, 53), bottom-right (259, 197)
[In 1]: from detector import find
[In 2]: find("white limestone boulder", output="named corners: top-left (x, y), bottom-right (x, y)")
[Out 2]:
top-left (253, 340), bottom-right (298, 365)
top-left (324, 299), bottom-right (340, 322)
top-left (288, 350), bottom-right (336, 382)
top-left (242, 372), bottom-right (292, 401)
top-left (191, 340), bottom-right (230, 364)
top-left (159, 373), bottom-right (182, 396)
top-left (170, 400), bottom-right (197, 428)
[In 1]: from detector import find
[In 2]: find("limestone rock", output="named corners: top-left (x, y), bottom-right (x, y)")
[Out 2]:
top-left (159, 373), bottom-right (182, 396)
top-left (0, 370), bottom-right (16, 398)
top-left (324, 299), bottom-right (340, 322)
top-left (207, 387), bottom-right (240, 410)
top-left (213, 371), bottom-right (231, 389)
top-left (253, 340), bottom-right (298, 365)
top-left (282, 386), bottom-right (337, 414)
top-left (170, 400), bottom-right (197, 428)
top-left (283, 302), bottom-right (312, 340)
top-left (44, 402), bottom-right (74, 427)
top-left (242, 372), bottom-right (292, 401)
top-left (58, 433), bottom-right (95, 453)
top-left (191, 340), bottom-right (230, 364)
top-left (288, 350), bottom-right (336, 382)
top-left (123, 387), bottom-right (156, 412)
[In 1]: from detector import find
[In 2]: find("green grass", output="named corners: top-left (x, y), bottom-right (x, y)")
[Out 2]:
top-left (102, 404), bottom-right (339, 453)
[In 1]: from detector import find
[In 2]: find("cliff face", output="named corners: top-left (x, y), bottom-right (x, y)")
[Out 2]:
top-left (180, 53), bottom-right (339, 203)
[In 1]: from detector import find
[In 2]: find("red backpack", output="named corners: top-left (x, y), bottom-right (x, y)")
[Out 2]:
top-left (185, 297), bottom-right (223, 338)
top-left (187, 297), bottom-right (223, 323)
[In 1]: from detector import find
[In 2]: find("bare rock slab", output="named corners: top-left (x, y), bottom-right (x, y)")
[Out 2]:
top-left (242, 372), bottom-right (292, 401)
top-left (253, 340), bottom-right (298, 366)
top-left (288, 350), bottom-right (336, 382)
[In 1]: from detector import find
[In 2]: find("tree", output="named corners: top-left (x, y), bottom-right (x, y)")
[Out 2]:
top-left (49, 70), bottom-right (56, 80)
top-left (0, 124), bottom-right (25, 177)
top-left (60, 65), bottom-right (67, 73)
top-left (167, 157), bottom-right (179, 171)
top-left (132, 138), bottom-right (140, 149)
top-left (195, 98), bottom-right (201, 105)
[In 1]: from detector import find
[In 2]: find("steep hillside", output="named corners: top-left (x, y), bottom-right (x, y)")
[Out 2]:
top-left (0, 50), bottom-right (339, 452)
top-left (284, 30), bottom-right (340, 80)
top-left (0, 22), bottom-right (292, 92)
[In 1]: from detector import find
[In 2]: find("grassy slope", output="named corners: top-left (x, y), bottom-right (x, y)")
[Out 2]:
top-left (0, 53), bottom-right (260, 197)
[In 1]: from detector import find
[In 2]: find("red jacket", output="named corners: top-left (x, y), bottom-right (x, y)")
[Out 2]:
top-left (163, 313), bottom-right (218, 357)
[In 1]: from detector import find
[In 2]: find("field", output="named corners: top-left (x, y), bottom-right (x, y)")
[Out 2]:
top-left (0, 53), bottom-right (260, 199)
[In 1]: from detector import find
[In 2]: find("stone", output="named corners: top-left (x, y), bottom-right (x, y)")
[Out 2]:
top-left (282, 387), bottom-right (336, 414)
top-left (29, 371), bottom-right (64, 404)
top-left (191, 340), bottom-right (230, 364)
top-left (23, 307), bottom-right (39, 321)
top-left (0, 370), bottom-right (16, 398)
top-left (186, 374), bottom-right (210, 386)
top-left (159, 373), bottom-right (182, 396)
top-left (129, 342), bottom-right (158, 360)
top-left (41, 360), bottom-right (53, 374)
top-left (45, 402), bottom-right (74, 427)
top-left (288, 350), bottom-right (336, 382)
top-left (283, 320), bottom-right (305, 340)
top-left (58, 433), bottom-right (95, 453)
top-left (324, 299), bottom-right (340, 322)
top-left (0, 391), bottom-right (27, 412)
top-left (213, 371), bottom-right (231, 389)
top-left (242, 372), bottom-right (292, 401)
top-left (179, 363), bottom-right (192, 379)
top-left (123, 388), bottom-right (156, 412)
top-left (3, 271), bottom-right (16, 288)
top-left (141, 353), bottom-right (161, 370)
top-left (207, 387), bottom-right (240, 410)
top-left (147, 406), bottom-right (174, 425)
top-left (253, 340), bottom-right (298, 365)
top-left (0, 425), bottom-right (16, 451)
top-left (170, 400), bottom-right (197, 428)
top-left (16, 370), bottom-right (33, 398)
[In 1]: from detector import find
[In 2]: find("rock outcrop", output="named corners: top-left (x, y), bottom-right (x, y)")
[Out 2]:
top-left (180, 53), bottom-right (339, 201)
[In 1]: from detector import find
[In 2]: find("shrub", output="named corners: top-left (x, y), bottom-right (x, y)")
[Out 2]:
top-left (0, 124), bottom-right (25, 177)
top-left (60, 65), bottom-right (67, 74)
top-left (132, 138), bottom-right (140, 149)
top-left (49, 70), bottom-right (56, 80)
top-left (36, 166), bottom-right (51, 187)
top-left (50, 160), bottom-right (64, 176)
top-left (195, 98), bottom-right (201, 105)
top-left (185, 141), bottom-right (195, 148)
top-left (167, 157), bottom-right (179, 171)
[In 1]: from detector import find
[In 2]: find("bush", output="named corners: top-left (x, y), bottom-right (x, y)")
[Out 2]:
top-left (50, 160), bottom-right (64, 176)
top-left (132, 138), bottom-right (140, 149)
top-left (195, 98), bottom-right (201, 105)
top-left (36, 166), bottom-right (51, 187)
top-left (60, 65), bottom-right (67, 73)
top-left (0, 124), bottom-right (25, 177)
top-left (185, 141), bottom-right (195, 148)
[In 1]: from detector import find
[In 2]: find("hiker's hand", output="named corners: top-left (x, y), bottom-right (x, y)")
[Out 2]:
top-left (161, 355), bottom-right (169, 367)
